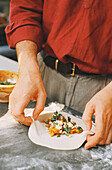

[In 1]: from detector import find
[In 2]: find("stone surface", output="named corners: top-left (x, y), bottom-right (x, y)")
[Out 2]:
top-left (0, 101), bottom-right (112, 170)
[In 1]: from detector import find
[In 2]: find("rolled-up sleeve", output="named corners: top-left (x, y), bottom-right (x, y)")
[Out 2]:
top-left (5, 0), bottom-right (43, 51)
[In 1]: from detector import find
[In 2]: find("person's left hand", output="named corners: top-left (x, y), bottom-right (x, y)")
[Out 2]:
top-left (82, 82), bottom-right (112, 149)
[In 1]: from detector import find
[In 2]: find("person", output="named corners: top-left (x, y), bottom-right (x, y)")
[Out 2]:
top-left (5, 0), bottom-right (112, 149)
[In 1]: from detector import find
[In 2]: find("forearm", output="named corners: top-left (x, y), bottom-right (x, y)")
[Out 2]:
top-left (16, 40), bottom-right (39, 74)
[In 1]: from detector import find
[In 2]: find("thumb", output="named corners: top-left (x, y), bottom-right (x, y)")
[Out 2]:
top-left (82, 103), bottom-right (94, 131)
top-left (33, 93), bottom-right (46, 120)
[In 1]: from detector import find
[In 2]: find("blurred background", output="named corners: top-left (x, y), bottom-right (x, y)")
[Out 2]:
top-left (0, 0), bottom-right (17, 61)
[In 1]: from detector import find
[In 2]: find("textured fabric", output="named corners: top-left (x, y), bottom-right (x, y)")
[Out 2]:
top-left (5, 0), bottom-right (112, 74)
top-left (37, 53), bottom-right (112, 113)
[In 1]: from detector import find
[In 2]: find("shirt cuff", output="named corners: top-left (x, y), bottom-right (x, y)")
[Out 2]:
top-left (5, 23), bottom-right (43, 51)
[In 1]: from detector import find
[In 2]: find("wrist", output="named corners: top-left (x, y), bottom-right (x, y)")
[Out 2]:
top-left (16, 40), bottom-right (39, 74)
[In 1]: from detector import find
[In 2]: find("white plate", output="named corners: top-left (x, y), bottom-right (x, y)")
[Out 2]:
top-left (28, 111), bottom-right (95, 150)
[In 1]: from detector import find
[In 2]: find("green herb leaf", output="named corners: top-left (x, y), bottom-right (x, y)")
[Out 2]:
top-left (0, 81), bottom-right (4, 85)
top-left (57, 134), bottom-right (61, 137)
top-left (0, 81), bottom-right (10, 85)
top-left (0, 81), bottom-right (15, 85)
top-left (54, 111), bottom-right (58, 116)
top-left (58, 114), bottom-right (62, 118)
top-left (53, 122), bottom-right (56, 125)
top-left (64, 125), bottom-right (72, 133)
top-left (51, 117), bottom-right (56, 122)
top-left (67, 127), bottom-right (72, 133)
top-left (63, 127), bottom-right (67, 132)
top-left (63, 118), bottom-right (67, 122)
top-left (67, 116), bottom-right (71, 122)
top-left (77, 126), bottom-right (82, 132)
top-left (45, 120), bottom-right (49, 124)
top-left (4, 81), bottom-right (10, 85)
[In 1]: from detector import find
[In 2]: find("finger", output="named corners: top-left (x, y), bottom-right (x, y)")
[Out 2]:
top-left (82, 103), bottom-right (94, 131)
top-left (85, 135), bottom-right (100, 150)
top-left (9, 93), bottom-right (32, 125)
top-left (33, 92), bottom-right (46, 120)
top-left (86, 133), bottom-right (94, 141)
top-left (105, 126), bottom-right (112, 145)
top-left (86, 134), bottom-right (94, 145)
top-left (98, 115), bottom-right (111, 145)
top-left (85, 111), bottom-right (105, 149)
top-left (11, 112), bottom-right (32, 126)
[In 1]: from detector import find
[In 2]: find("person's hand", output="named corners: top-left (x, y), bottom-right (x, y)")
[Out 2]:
top-left (9, 40), bottom-right (47, 126)
top-left (82, 82), bottom-right (112, 149)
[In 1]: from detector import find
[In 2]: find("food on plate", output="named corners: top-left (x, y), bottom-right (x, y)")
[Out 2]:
top-left (43, 111), bottom-right (83, 137)
top-left (0, 80), bottom-right (16, 85)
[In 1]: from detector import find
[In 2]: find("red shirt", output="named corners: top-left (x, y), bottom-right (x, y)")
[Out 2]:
top-left (5, 0), bottom-right (112, 74)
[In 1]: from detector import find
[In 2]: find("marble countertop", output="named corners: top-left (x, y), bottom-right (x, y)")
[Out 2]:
top-left (0, 101), bottom-right (112, 170)
top-left (0, 55), bottom-right (112, 170)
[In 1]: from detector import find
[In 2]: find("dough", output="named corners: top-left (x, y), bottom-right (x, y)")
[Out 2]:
top-left (28, 107), bottom-right (95, 150)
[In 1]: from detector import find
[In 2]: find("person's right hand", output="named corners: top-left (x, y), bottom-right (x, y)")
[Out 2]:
top-left (9, 40), bottom-right (47, 126)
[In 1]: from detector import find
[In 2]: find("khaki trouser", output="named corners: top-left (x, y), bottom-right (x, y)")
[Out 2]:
top-left (37, 53), bottom-right (112, 113)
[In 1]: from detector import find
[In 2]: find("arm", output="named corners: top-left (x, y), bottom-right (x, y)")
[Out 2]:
top-left (82, 82), bottom-right (112, 149)
top-left (9, 40), bottom-right (46, 126)
top-left (5, 0), bottom-right (46, 125)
